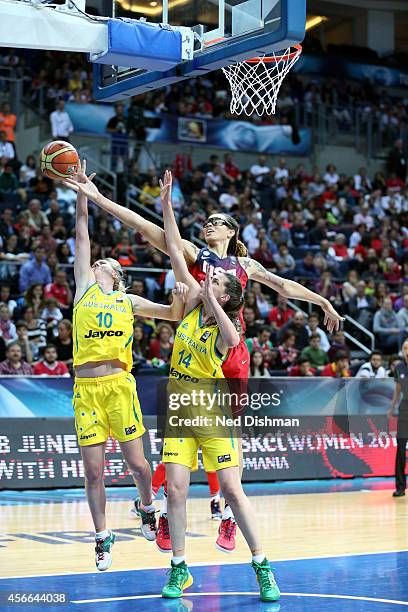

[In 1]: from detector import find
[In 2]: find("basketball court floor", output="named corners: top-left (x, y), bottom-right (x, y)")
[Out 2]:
top-left (1, 478), bottom-right (407, 611)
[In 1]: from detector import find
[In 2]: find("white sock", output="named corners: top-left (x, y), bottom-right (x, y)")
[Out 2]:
top-left (211, 492), bottom-right (220, 502)
top-left (172, 555), bottom-right (185, 565)
top-left (95, 528), bottom-right (110, 540)
top-left (222, 504), bottom-right (234, 521)
top-left (141, 502), bottom-right (155, 513)
top-left (252, 554), bottom-right (266, 564)
top-left (161, 491), bottom-right (168, 516)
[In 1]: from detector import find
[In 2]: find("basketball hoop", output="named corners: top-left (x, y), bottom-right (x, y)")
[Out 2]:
top-left (222, 44), bottom-right (302, 116)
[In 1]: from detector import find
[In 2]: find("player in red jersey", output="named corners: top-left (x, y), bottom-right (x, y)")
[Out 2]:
top-left (70, 172), bottom-right (343, 553)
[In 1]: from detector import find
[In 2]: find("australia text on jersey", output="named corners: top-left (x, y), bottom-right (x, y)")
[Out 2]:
top-left (176, 329), bottom-right (207, 354)
top-left (82, 300), bottom-right (127, 313)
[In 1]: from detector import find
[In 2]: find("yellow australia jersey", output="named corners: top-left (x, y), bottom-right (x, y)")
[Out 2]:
top-left (73, 283), bottom-right (134, 371)
top-left (170, 304), bottom-right (226, 381)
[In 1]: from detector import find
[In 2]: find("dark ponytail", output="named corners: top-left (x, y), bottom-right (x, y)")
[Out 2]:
top-left (223, 273), bottom-right (244, 334)
top-left (224, 215), bottom-right (248, 257)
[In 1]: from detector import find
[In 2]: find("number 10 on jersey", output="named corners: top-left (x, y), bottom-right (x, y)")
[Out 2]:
top-left (96, 312), bottom-right (113, 328)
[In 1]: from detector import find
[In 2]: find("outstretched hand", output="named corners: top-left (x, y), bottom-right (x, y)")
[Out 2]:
top-left (321, 300), bottom-right (344, 334)
top-left (63, 159), bottom-right (99, 200)
top-left (159, 169), bottom-right (173, 206)
top-left (172, 281), bottom-right (189, 302)
top-left (200, 266), bottom-right (216, 305)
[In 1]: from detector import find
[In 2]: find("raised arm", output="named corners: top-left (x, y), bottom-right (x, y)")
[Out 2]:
top-left (201, 269), bottom-right (240, 351)
top-left (70, 160), bottom-right (96, 304)
top-left (63, 173), bottom-right (199, 264)
top-left (160, 170), bottom-right (201, 312)
top-left (240, 258), bottom-right (344, 334)
top-left (128, 282), bottom-right (188, 322)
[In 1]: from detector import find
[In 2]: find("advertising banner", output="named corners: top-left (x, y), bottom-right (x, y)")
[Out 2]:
top-left (0, 376), bottom-right (404, 489)
top-left (66, 103), bottom-right (311, 155)
top-left (0, 416), bottom-right (400, 489)
top-left (1, 377), bottom-right (394, 418)
top-left (294, 55), bottom-right (408, 88)
top-left (0, 376), bottom-right (159, 418)
top-left (146, 116), bottom-right (312, 155)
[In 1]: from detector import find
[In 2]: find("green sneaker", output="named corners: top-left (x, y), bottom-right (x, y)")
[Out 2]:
top-left (252, 558), bottom-right (280, 602)
top-left (162, 561), bottom-right (193, 598)
top-left (95, 530), bottom-right (116, 571)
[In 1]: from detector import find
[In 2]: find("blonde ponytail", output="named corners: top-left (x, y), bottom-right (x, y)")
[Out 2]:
top-left (105, 258), bottom-right (127, 292)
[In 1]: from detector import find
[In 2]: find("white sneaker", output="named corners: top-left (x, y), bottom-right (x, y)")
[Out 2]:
top-left (95, 531), bottom-right (115, 571)
top-left (134, 497), bottom-right (157, 541)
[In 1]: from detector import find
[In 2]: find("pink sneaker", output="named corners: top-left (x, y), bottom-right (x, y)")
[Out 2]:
top-left (215, 518), bottom-right (237, 553)
top-left (156, 514), bottom-right (172, 553)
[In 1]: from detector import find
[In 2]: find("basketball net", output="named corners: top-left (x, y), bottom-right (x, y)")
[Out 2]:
top-left (222, 44), bottom-right (302, 116)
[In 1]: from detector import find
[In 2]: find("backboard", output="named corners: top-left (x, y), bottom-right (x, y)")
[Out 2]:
top-left (93, 0), bottom-right (306, 101)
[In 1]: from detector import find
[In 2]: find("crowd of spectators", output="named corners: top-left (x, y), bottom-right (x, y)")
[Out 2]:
top-left (3, 45), bottom-right (408, 144)
top-left (0, 103), bottom-right (408, 377)
top-left (1, 42), bottom-right (408, 378)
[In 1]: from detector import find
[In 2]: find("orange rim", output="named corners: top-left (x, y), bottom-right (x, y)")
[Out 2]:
top-left (246, 44), bottom-right (302, 63)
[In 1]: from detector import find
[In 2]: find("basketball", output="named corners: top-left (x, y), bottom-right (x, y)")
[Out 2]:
top-left (40, 140), bottom-right (79, 179)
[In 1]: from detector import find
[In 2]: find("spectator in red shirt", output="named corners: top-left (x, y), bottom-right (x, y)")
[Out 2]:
top-left (369, 228), bottom-right (383, 255)
top-left (148, 322), bottom-right (174, 363)
top-left (318, 185), bottom-right (337, 208)
top-left (268, 295), bottom-right (294, 332)
top-left (33, 344), bottom-right (70, 376)
top-left (332, 234), bottom-right (349, 260)
top-left (44, 269), bottom-right (73, 314)
top-left (386, 173), bottom-right (404, 194)
top-left (289, 357), bottom-right (316, 377)
top-left (321, 351), bottom-right (351, 377)
top-left (222, 153), bottom-right (241, 183)
top-left (383, 257), bottom-right (401, 283)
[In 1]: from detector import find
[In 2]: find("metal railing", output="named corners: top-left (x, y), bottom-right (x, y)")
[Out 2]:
top-left (343, 314), bottom-right (375, 355)
top-left (294, 101), bottom-right (405, 159)
top-left (285, 299), bottom-right (373, 356)
top-left (77, 144), bottom-right (117, 201)
top-left (0, 74), bottom-right (31, 118)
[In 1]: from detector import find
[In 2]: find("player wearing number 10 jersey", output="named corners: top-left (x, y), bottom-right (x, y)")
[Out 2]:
top-left (66, 161), bottom-right (187, 573)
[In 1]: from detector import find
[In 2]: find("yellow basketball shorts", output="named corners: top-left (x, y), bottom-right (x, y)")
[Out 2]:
top-left (162, 436), bottom-right (239, 472)
top-left (73, 371), bottom-right (145, 446)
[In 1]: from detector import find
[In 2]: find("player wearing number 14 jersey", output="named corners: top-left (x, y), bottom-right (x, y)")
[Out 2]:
top-left (66, 161), bottom-right (187, 573)
top-left (68, 169), bottom-right (344, 555)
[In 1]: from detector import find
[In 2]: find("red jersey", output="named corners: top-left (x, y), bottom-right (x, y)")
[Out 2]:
top-left (223, 162), bottom-right (241, 180)
top-left (189, 247), bottom-right (249, 379)
top-left (33, 361), bottom-right (69, 376)
top-left (44, 283), bottom-right (69, 307)
top-left (268, 305), bottom-right (293, 329)
top-left (320, 362), bottom-right (350, 378)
